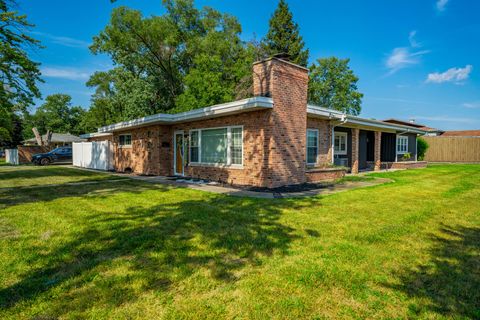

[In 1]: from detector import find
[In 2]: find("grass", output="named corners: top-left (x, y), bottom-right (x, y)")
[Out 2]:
top-left (0, 165), bottom-right (125, 188)
top-left (337, 175), bottom-right (375, 183)
top-left (0, 164), bottom-right (479, 319)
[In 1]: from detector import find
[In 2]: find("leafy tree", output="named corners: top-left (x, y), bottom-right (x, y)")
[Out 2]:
top-left (308, 57), bottom-right (363, 115)
top-left (28, 94), bottom-right (86, 135)
top-left (262, 0), bottom-right (309, 67)
top-left (87, 0), bottom-right (249, 125)
top-left (417, 137), bottom-right (429, 160)
top-left (0, 0), bottom-right (42, 145)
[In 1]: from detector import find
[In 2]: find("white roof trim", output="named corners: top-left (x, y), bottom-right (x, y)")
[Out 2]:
top-left (79, 132), bottom-right (113, 139)
top-left (98, 97), bottom-right (273, 133)
top-left (307, 104), bottom-right (426, 134)
top-left (345, 116), bottom-right (426, 134)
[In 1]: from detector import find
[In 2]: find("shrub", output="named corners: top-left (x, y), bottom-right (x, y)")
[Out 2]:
top-left (417, 137), bottom-right (429, 160)
top-left (402, 152), bottom-right (411, 161)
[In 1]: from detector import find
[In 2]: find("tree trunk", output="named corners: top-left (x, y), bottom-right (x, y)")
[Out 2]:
top-left (32, 128), bottom-right (43, 146)
top-left (45, 130), bottom-right (52, 147)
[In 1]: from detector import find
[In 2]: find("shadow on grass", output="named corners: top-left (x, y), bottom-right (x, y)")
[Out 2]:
top-left (0, 178), bottom-right (154, 210)
top-left (0, 180), bottom-right (316, 317)
top-left (0, 166), bottom-right (87, 176)
top-left (387, 224), bottom-right (480, 319)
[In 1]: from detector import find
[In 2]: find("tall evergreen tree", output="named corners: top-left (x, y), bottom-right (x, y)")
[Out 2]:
top-left (262, 0), bottom-right (309, 66)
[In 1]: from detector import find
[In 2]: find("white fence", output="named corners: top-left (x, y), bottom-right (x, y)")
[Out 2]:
top-left (5, 149), bottom-right (19, 165)
top-left (72, 141), bottom-right (114, 171)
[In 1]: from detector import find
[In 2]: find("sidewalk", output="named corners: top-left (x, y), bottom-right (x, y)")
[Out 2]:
top-left (70, 166), bottom-right (392, 199)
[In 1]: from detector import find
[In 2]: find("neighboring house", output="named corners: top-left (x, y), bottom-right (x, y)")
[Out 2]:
top-left (79, 132), bottom-right (113, 142)
top-left (440, 130), bottom-right (480, 137)
top-left (84, 57), bottom-right (427, 188)
top-left (23, 133), bottom-right (85, 147)
top-left (383, 119), bottom-right (444, 136)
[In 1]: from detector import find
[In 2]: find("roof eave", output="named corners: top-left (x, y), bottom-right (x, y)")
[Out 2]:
top-left (98, 97), bottom-right (273, 133)
top-left (345, 116), bottom-right (427, 134)
top-left (307, 105), bottom-right (426, 134)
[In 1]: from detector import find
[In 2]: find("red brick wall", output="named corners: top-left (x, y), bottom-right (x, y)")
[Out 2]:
top-left (253, 58), bottom-right (309, 188)
top-left (112, 125), bottom-right (172, 176)
top-left (305, 168), bottom-right (345, 182)
top-left (374, 131), bottom-right (382, 171)
top-left (172, 110), bottom-right (269, 186)
top-left (307, 117), bottom-right (333, 167)
top-left (389, 161), bottom-right (427, 169)
top-left (351, 128), bottom-right (360, 174)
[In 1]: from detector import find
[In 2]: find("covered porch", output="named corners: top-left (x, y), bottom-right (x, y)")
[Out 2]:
top-left (332, 121), bottom-right (427, 174)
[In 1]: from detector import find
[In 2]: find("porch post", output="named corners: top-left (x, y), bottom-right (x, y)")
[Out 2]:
top-left (329, 124), bottom-right (334, 164)
top-left (351, 128), bottom-right (359, 174)
top-left (395, 133), bottom-right (398, 162)
top-left (374, 131), bottom-right (382, 171)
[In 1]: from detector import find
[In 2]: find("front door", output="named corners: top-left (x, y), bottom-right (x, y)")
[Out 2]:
top-left (174, 131), bottom-right (184, 176)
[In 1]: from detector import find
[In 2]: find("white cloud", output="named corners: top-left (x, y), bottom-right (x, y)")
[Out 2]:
top-left (385, 31), bottom-right (429, 74)
top-left (386, 47), bottom-right (429, 74)
top-left (436, 0), bottom-right (449, 12)
top-left (31, 31), bottom-right (90, 48)
top-left (41, 67), bottom-right (91, 81)
top-left (426, 65), bottom-right (472, 84)
top-left (408, 30), bottom-right (420, 48)
top-left (463, 102), bottom-right (480, 109)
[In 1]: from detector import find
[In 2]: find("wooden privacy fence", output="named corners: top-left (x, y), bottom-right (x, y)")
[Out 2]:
top-left (423, 136), bottom-right (480, 162)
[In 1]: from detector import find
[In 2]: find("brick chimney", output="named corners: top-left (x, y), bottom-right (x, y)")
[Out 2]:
top-left (252, 56), bottom-right (309, 187)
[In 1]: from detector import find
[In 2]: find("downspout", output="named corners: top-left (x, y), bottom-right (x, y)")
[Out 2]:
top-left (330, 113), bottom-right (347, 164)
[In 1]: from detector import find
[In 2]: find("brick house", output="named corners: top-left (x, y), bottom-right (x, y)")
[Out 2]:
top-left (82, 56), bottom-right (427, 188)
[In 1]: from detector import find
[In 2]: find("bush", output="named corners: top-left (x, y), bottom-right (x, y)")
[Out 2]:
top-left (417, 137), bottom-right (429, 160)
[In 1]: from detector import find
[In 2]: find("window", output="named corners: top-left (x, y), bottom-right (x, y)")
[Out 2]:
top-left (190, 130), bottom-right (199, 162)
top-left (202, 128), bottom-right (227, 164)
top-left (119, 134), bottom-right (132, 147)
top-left (397, 136), bottom-right (408, 154)
top-left (306, 129), bottom-right (318, 165)
top-left (230, 127), bottom-right (243, 165)
top-left (189, 126), bottom-right (243, 166)
top-left (334, 132), bottom-right (347, 155)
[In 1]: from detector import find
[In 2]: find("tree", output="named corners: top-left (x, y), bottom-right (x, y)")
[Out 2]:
top-left (0, 0), bottom-right (42, 145)
top-left (262, 0), bottom-right (309, 67)
top-left (87, 0), bottom-right (250, 124)
top-left (28, 94), bottom-right (85, 135)
top-left (417, 137), bottom-right (429, 160)
top-left (308, 57), bottom-right (363, 115)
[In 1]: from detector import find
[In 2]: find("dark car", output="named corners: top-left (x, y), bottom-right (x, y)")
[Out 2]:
top-left (32, 147), bottom-right (73, 165)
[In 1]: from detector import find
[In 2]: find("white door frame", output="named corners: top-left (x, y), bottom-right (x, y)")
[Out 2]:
top-left (173, 130), bottom-right (185, 176)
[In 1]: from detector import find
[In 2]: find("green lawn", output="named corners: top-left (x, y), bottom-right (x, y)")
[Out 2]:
top-left (0, 165), bottom-right (479, 319)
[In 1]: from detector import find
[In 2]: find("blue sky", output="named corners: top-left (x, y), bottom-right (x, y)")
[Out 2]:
top-left (22, 0), bottom-right (480, 130)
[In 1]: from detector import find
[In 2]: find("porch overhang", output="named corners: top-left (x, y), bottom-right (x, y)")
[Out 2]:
top-left (307, 104), bottom-right (427, 135)
top-left (98, 97), bottom-right (274, 133)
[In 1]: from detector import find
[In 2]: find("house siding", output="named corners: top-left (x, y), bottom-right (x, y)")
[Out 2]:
top-left (112, 125), bottom-right (172, 176)
top-left (306, 117), bottom-right (333, 167)
top-left (172, 110), bottom-right (269, 186)
top-left (395, 133), bottom-right (417, 161)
